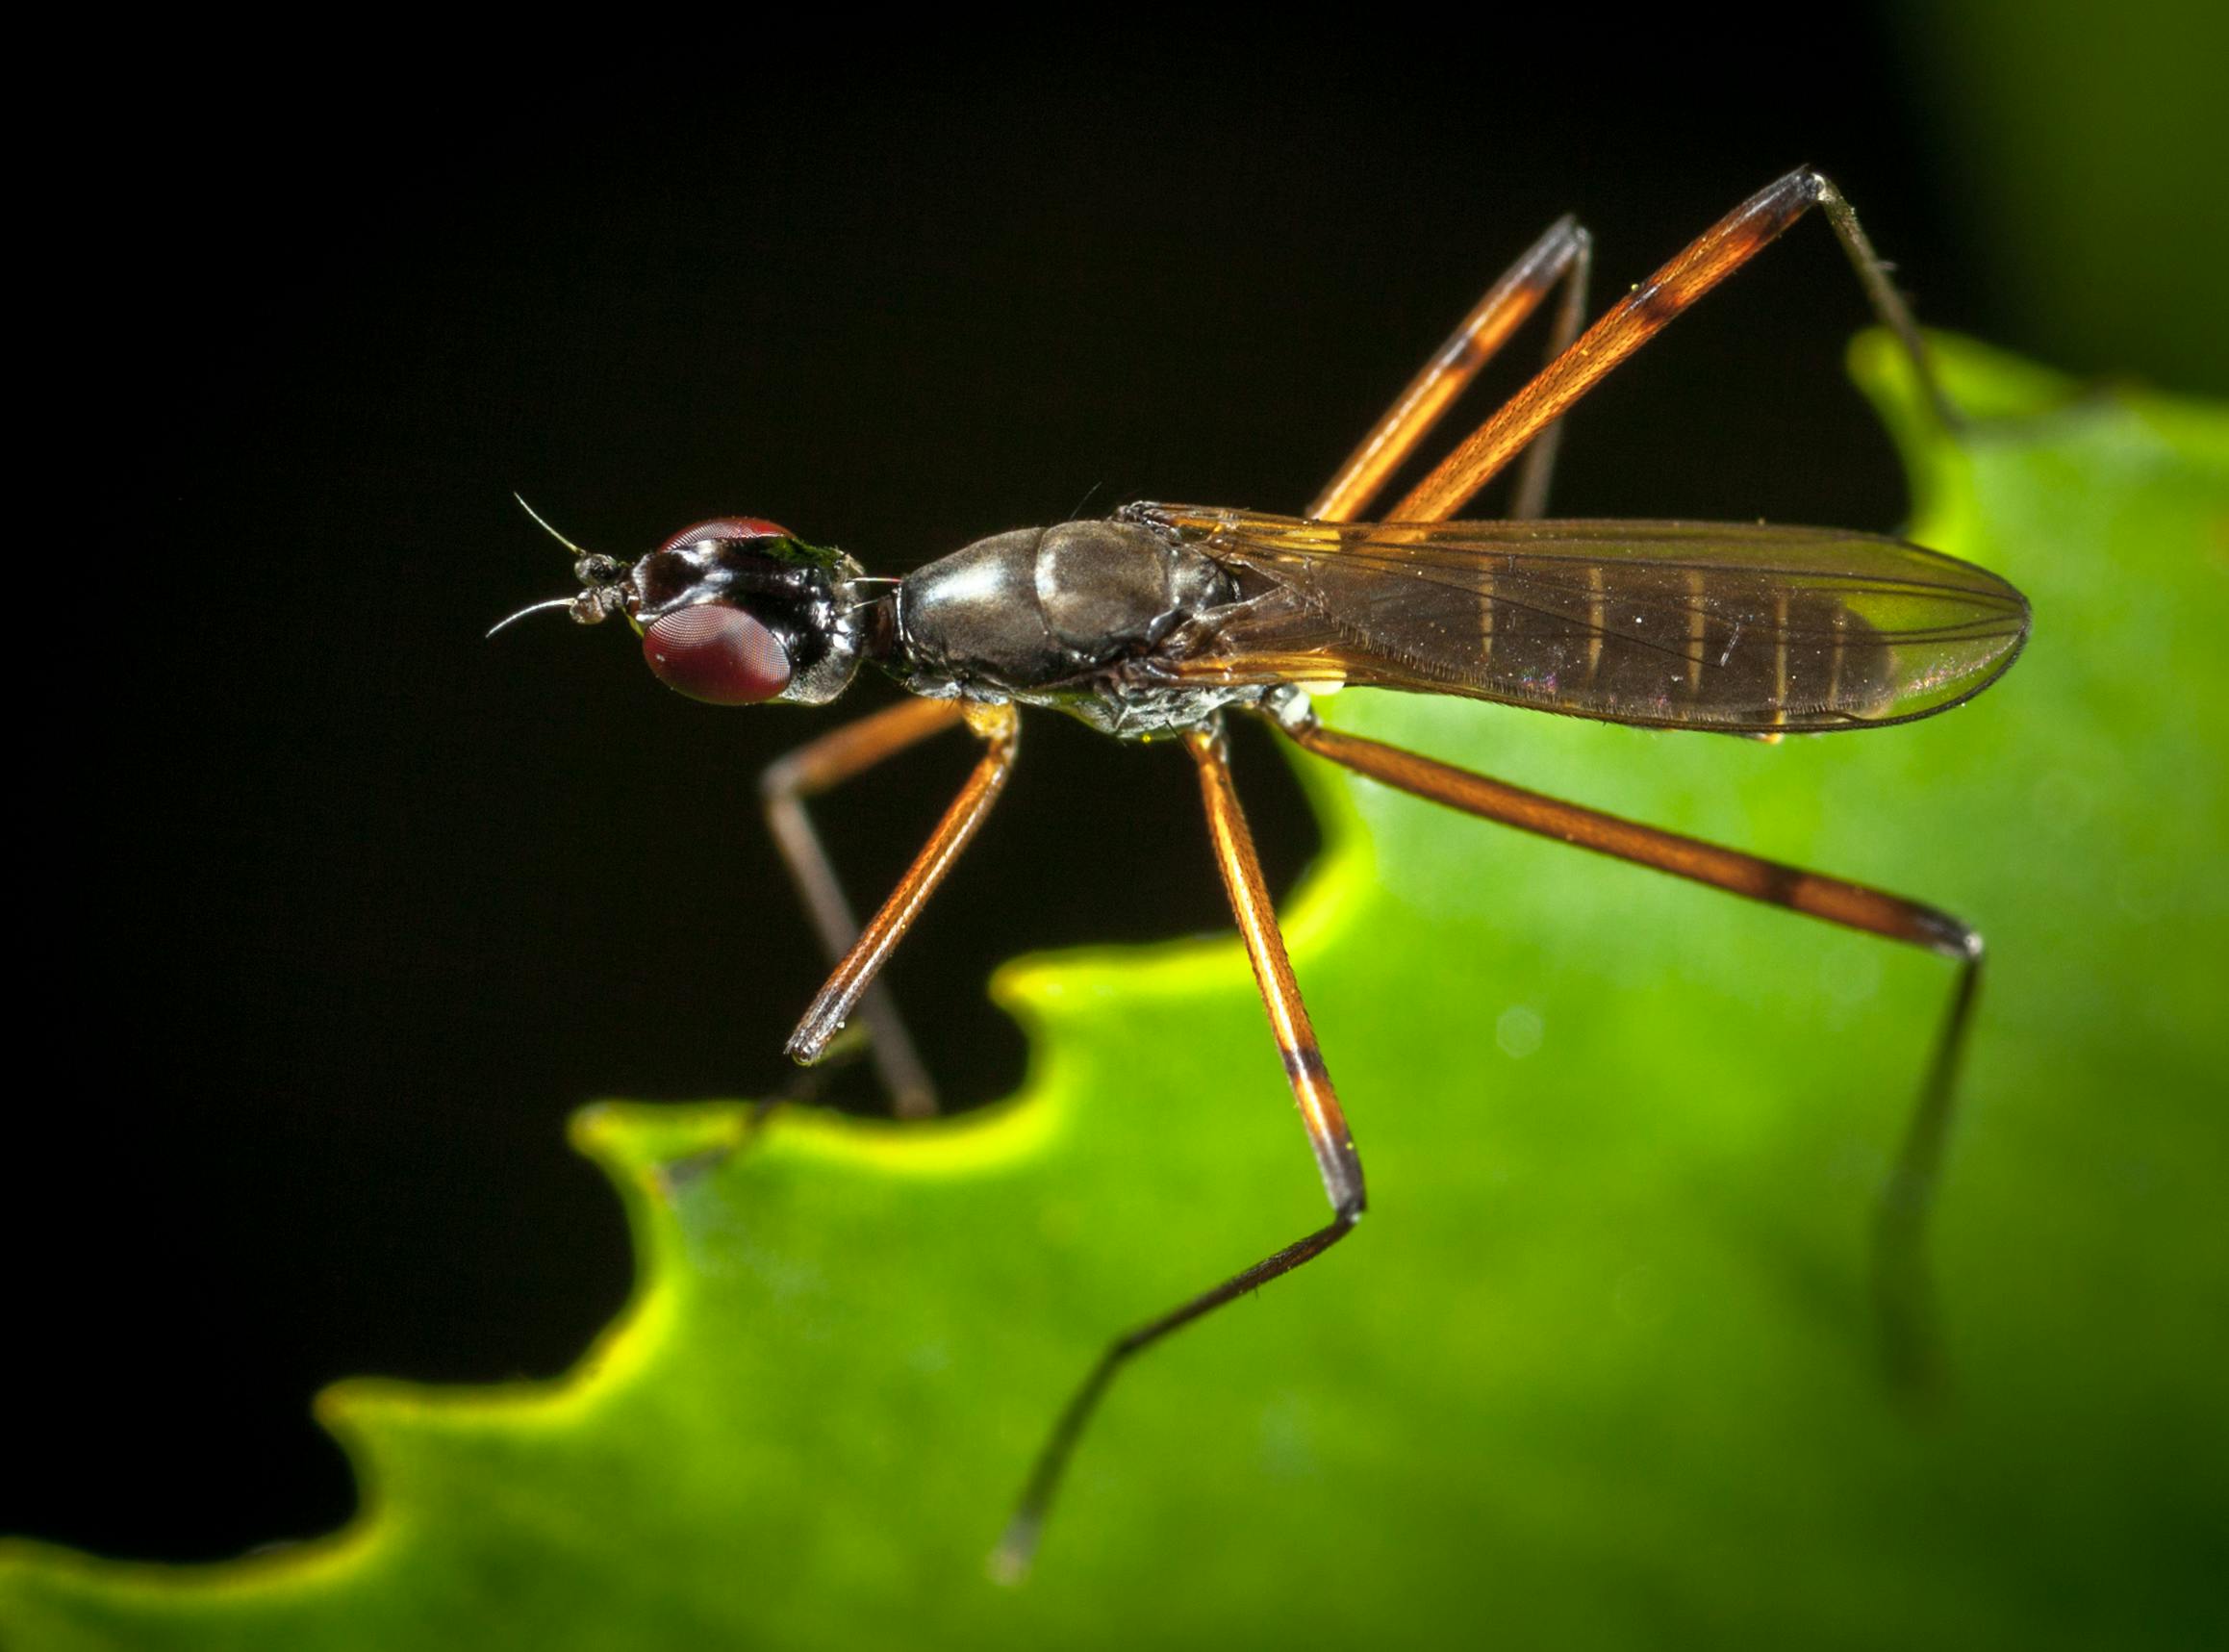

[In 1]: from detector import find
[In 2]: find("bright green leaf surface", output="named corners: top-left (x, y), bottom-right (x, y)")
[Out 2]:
top-left (8, 337), bottom-right (2226, 1649)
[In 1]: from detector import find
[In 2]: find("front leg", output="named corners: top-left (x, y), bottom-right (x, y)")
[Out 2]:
top-left (761, 697), bottom-right (969, 1118)
top-left (787, 700), bottom-right (1022, 1070)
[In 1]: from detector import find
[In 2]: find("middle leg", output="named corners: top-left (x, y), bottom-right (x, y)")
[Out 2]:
top-left (992, 718), bottom-right (1366, 1580)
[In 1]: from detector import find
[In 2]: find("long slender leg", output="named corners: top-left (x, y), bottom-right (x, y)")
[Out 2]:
top-left (992, 720), bottom-right (1366, 1581)
top-left (1392, 167), bottom-right (1962, 523)
top-left (761, 697), bottom-right (968, 1118)
top-left (785, 700), bottom-right (1020, 1067)
top-left (1267, 699), bottom-right (1977, 1391)
top-left (1507, 225), bottom-right (1593, 522)
top-left (1309, 216), bottom-right (1593, 524)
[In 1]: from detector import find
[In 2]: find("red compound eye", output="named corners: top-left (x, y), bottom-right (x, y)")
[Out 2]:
top-left (642, 605), bottom-right (793, 704)
top-left (658, 517), bottom-right (790, 553)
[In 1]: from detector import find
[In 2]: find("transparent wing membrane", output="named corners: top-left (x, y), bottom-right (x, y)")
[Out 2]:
top-left (1130, 504), bottom-right (2030, 733)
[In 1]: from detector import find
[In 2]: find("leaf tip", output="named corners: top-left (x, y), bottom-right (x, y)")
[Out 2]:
top-left (569, 1101), bottom-right (753, 1179)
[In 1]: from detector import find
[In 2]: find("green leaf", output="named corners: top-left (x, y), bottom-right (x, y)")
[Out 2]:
top-left (8, 336), bottom-right (2225, 1650)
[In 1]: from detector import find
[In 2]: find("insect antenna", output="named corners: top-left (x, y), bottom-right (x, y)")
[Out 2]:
top-left (485, 597), bottom-right (583, 639)
top-left (512, 492), bottom-right (589, 556)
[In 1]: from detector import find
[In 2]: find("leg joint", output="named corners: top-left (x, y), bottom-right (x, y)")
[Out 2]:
top-left (758, 753), bottom-right (805, 804)
top-left (1255, 686), bottom-right (1319, 738)
top-left (1914, 905), bottom-right (1983, 964)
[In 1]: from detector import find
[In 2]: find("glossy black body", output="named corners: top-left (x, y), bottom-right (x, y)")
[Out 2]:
top-left (880, 518), bottom-right (1247, 736)
top-left (628, 531), bottom-right (868, 707)
top-left (598, 500), bottom-right (2024, 738)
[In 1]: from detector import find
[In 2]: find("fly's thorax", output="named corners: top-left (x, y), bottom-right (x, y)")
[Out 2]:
top-left (1033, 520), bottom-right (1229, 656)
top-left (891, 517), bottom-right (1234, 699)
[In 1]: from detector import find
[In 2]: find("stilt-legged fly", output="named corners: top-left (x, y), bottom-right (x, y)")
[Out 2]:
top-left (495, 169), bottom-right (2030, 1577)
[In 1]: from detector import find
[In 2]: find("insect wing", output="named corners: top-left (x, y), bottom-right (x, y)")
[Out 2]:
top-left (1131, 504), bottom-right (2030, 732)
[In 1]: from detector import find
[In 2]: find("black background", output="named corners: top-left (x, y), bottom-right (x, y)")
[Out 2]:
top-left (15, 20), bottom-right (2022, 1562)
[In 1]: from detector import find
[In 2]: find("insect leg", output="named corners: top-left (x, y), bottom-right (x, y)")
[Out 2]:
top-left (1391, 167), bottom-right (1962, 523)
top-left (993, 719), bottom-right (1365, 1581)
top-left (761, 697), bottom-right (969, 1118)
top-left (1270, 702), bottom-right (1977, 1393)
top-left (784, 701), bottom-right (1020, 1070)
top-left (1507, 225), bottom-right (1593, 522)
top-left (1310, 216), bottom-right (1592, 523)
